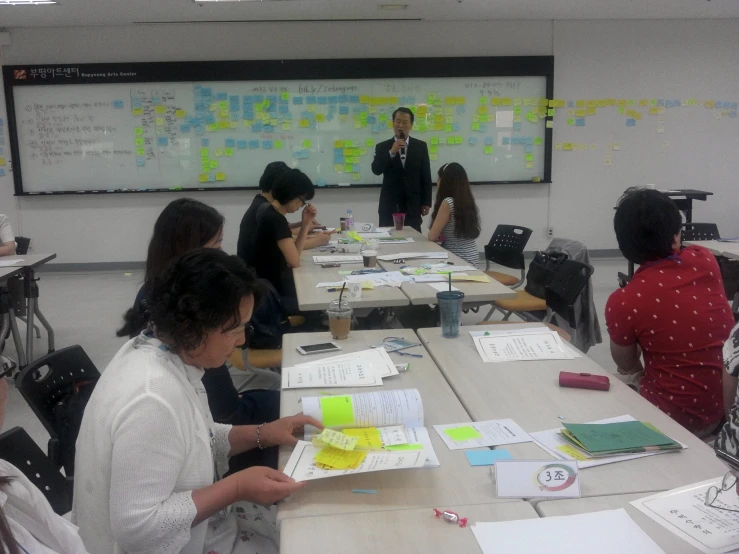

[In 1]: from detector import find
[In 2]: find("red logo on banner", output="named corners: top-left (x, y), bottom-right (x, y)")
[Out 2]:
top-left (13, 69), bottom-right (27, 80)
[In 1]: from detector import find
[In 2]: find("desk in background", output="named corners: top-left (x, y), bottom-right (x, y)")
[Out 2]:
top-left (278, 329), bottom-right (513, 521)
top-left (417, 323), bottom-right (727, 497)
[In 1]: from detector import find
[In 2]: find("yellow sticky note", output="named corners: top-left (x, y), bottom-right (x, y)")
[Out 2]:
top-left (215, 172), bottom-right (226, 181)
top-left (334, 140), bottom-right (344, 148)
top-left (513, 98), bottom-right (522, 106)
top-left (613, 143), bottom-right (620, 151)
top-left (219, 121), bottom-right (229, 129)
top-left (155, 106), bottom-right (166, 114)
top-left (443, 426), bottom-right (482, 441)
top-left (586, 107), bottom-right (597, 116)
top-left (156, 118), bottom-right (164, 126)
top-left (342, 428), bottom-right (383, 450)
top-left (575, 100), bottom-right (586, 108)
top-left (563, 143), bottom-right (573, 151)
top-left (430, 153), bottom-right (438, 161)
top-left (132, 108), bottom-right (143, 116)
top-left (282, 123), bottom-right (291, 131)
top-left (501, 98), bottom-right (512, 106)
top-left (575, 110), bottom-right (586, 117)
top-left (705, 100), bottom-right (715, 109)
top-left (198, 174), bottom-right (208, 183)
top-left (554, 143), bottom-right (563, 150)
top-left (215, 149), bottom-right (224, 157)
top-left (315, 113), bottom-right (326, 122)
top-left (545, 120), bottom-right (554, 128)
top-left (314, 447), bottom-right (367, 470)
top-left (556, 444), bottom-right (589, 461)
top-left (314, 429), bottom-right (359, 451)
top-left (491, 98), bottom-right (501, 106)
top-left (639, 99), bottom-right (649, 107)
top-left (525, 162), bottom-right (534, 169)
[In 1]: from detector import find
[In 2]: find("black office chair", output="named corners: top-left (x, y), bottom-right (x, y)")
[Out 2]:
top-left (16, 345), bottom-right (100, 477)
top-left (483, 225), bottom-right (533, 288)
top-left (0, 426), bottom-right (73, 515)
top-left (681, 223), bottom-right (720, 242)
top-left (543, 260), bottom-right (595, 346)
top-left (14, 236), bottom-right (30, 256)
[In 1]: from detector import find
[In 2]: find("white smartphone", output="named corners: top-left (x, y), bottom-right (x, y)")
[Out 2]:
top-left (296, 342), bottom-right (342, 355)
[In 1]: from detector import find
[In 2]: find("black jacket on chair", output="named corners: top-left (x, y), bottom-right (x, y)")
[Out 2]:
top-left (371, 136), bottom-right (432, 232)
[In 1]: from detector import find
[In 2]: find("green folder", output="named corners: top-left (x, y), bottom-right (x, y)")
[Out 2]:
top-left (561, 421), bottom-right (680, 454)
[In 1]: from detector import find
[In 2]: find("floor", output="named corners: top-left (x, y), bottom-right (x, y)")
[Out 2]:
top-left (2, 258), bottom-right (629, 450)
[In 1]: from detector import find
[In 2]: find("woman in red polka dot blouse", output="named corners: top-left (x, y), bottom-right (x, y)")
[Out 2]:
top-left (606, 188), bottom-right (733, 436)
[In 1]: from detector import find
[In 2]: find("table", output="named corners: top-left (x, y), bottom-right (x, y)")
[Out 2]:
top-left (278, 329), bottom-right (512, 521)
top-left (0, 254), bottom-right (56, 368)
top-left (417, 323), bottom-right (728, 497)
top-left (537, 493), bottom-right (702, 553)
top-left (280, 501), bottom-right (536, 554)
top-left (684, 239), bottom-right (739, 260)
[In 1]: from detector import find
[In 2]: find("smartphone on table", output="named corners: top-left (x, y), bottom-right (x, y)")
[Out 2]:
top-left (296, 342), bottom-right (342, 355)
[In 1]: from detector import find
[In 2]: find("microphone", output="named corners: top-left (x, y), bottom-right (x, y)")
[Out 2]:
top-left (398, 130), bottom-right (407, 162)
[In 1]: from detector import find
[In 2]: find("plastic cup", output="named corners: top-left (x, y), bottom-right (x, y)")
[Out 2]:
top-left (327, 299), bottom-right (353, 340)
top-left (437, 290), bottom-right (465, 338)
top-left (392, 213), bottom-right (406, 231)
top-left (339, 218), bottom-right (347, 232)
top-left (362, 250), bottom-right (378, 268)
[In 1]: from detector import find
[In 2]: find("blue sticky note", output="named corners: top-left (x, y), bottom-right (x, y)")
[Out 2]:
top-left (201, 138), bottom-right (209, 147)
top-left (263, 125), bottom-right (274, 133)
top-left (513, 122), bottom-right (522, 131)
top-left (179, 124), bottom-right (190, 133)
top-left (729, 111), bottom-right (737, 119)
top-left (208, 173), bottom-right (216, 182)
top-left (353, 164), bottom-right (360, 172)
top-left (338, 95), bottom-right (348, 103)
top-left (0, 169), bottom-right (4, 177)
top-left (328, 96), bottom-right (338, 104)
top-left (252, 123), bottom-right (263, 132)
top-left (205, 114), bottom-right (216, 124)
top-left (349, 95), bottom-right (360, 103)
top-left (626, 118), bottom-right (636, 127)
top-left (217, 92), bottom-right (227, 101)
top-left (485, 136), bottom-right (493, 145)
top-left (465, 450), bottom-right (512, 466)
top-left (225, 138), bottom-right (236, 148)
top-left (567, 101), bottom-right (575, 108)
top-left (262, 140), bottom-right (273, 149)
top-left (317, 96), bottom-right (328, 105)
top-left (237, 140), bottom-right (247, 149)
top-left (279, 104), bottom-right (289, 114)
top-left (502, 137), bottom-right (510, 145)
top-left (157, 137), bottom-right (168, 146)
top-left (468, 136), bottom-right (478, 145)
top-left (112, 100), bottom-right (124, 109)
top-left (293, 97), bottom-right (304, 105)
top-left (525, 145), bottom-right (533, 153)
top-left (339, 106), bottom-right (349, 115)
top-left (136, 158), bottom-right (145, 167)
top-left (367, 116), bottom-right (377, 124)
top-left (152, 96), bottom-right (161, 104)
top-left (575, 118), bottom-right (585, 126)
top-left (316, 178), bottom-right (327, 187)
top-left (452, 123), bottom-right (460, 131)
top-left (195, 126), bottom-right (205, 136)
top-left (249, 140), bottom-right (260, 149)
top-left (201, 88), bottom-right (212, 97)
top-left (306, 96), bottom-right (317, 104)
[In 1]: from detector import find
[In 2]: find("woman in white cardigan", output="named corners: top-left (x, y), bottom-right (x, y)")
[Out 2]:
top-left (73, 249), bottom-right (321, 554)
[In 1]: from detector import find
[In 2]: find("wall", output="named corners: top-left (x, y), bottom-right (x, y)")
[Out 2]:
top-left (1, 19), bottom-right (737, 264)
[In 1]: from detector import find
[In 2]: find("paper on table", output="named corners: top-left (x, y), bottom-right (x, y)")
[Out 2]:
top-left (281, 359), bottom-right (382, 389)
top-left (313, 255), bottom-right (363, 264)
top-left (302, 388), bottom-right (424, 431)
top-left (295, 348), bottom-right (399, 378)
top-left (344, 271), bottom-right (412, 287)
top-left (343, 425), bottom-right (408, 448)
top-left (0, 259), bottom-right (23, 267)
top-left (315, 281), bottom-right (374, 289)
top-left (470, 327), bottom-right (581, 358)
top-left (413, 273), bottom-right (468, 282)
top-left (433, 419), bottom-right (531, 450)
top-left (631, 479), bottom-right (739, 554)
top-left (283, 440), bottom-right (427, 481)
top-left (427, 282), bottom-right (461, 292)
top-left (472, 331), bottom-right (574, 363)
top-left (376, 252), bottom-right (449, 261)
top-left (529, 415), bottom-right (687, 468)
top-left (471, 509), bottom-right (665, 554)
top-left (357, 231), bottom-right (390, 238)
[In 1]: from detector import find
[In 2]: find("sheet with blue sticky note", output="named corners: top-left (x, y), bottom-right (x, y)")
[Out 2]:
top-left (465, 449), bottom-right (512, 466)
top-left (626, 119), bottom-right (636, 127)
top-left (575, 118), bottom-right (585, 126)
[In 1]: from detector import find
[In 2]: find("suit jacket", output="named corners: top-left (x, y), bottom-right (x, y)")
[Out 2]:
top-left (371, 136), bottom-right (432, 223)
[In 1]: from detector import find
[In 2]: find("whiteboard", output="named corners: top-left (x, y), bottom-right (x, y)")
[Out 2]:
top-left (10, 76), bottom-right (548, 193)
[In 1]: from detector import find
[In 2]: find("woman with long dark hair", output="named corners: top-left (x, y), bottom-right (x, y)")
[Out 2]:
top-left (428, 162), bottom-right (481, 267)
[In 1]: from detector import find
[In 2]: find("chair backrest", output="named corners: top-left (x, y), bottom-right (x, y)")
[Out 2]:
top-left (16, 345), bottom-right (100, 475)
top-left (14, 236), bottom-right (30, 255)
top-left (484, 225), bottom-right (533, 270)
top-left (544, 260), bottom-right (594, 328)
top-left (682, 223), bottom-right (720, 242)
top-left (0, 427), bottom-right (73, 515)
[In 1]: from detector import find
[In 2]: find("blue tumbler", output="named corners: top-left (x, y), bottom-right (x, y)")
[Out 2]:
top-left (437, 290), bottom-right (465, 338)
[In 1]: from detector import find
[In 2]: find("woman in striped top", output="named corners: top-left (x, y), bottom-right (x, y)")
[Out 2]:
top-left (428, 162), bottom-right (481, 267)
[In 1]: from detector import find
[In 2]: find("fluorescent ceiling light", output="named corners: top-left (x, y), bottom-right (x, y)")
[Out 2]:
top-left (0, 0), bottom-right (57, 4)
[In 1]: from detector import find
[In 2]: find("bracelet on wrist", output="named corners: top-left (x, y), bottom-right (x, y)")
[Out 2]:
top-left (256, 423), bottom-right (266, 450)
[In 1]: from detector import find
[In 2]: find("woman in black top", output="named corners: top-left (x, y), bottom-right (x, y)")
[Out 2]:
top-left (251, 169), bottom-right (317, 313)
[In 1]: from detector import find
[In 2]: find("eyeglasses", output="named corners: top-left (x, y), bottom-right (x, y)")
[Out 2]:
top-left (298, 197), bottom-right (307, 207)
top-left (704, 471), bottom-right (739, 513)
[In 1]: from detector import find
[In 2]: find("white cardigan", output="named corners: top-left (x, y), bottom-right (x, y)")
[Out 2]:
top-left (73, 333), bottom-right (232, 554)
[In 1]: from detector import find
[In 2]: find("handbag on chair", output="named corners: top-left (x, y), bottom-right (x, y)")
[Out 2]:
top-left (524, 251), bottom-right (568, 299)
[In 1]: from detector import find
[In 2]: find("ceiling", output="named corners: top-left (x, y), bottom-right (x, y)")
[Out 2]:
top-left (0, 0), bottom-right (737, 27)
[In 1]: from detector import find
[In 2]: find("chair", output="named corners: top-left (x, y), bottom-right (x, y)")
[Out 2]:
top-left (14, 236), bottom-right (30, 256)
top-left (483, 225), bottom-right (533, 288)
top-left (541, 260), bottom-right (595, 346)
top-left (0, 426), bottom-right (73, 515)
top-left (16, 345), bottom-right (100, 477)
top-left (681, 223), bottom-right (720, 242)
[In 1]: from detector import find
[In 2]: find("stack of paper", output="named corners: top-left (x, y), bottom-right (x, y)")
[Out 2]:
top-left (559, 420), bottom-right (683, 458)
top-left (471, 509), bottom-right (665, 554)
top-left (402, 265), bottom-right (478, 274)
top-left (313, 255), bottom-right (363, 264)
top-left (433, 419), bottom-right (532, 450)
top-left (530, 415), bottom-right (687, 468)
top-left (413, 273), bottom-right (490, 283)
top-left (344, 271), bottom-right (413, 287)
top-left (281, 348), bottom-right (399, 389)
top-left (470, 327), bottom-right (577, 363)
top-left (283, 388), bottom-right (440, 481)
top-left (376, 251), bottom-right (449, 261)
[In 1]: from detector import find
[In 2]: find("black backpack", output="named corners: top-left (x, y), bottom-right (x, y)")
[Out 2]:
top-left (524, 251), bottom-right (568, 299)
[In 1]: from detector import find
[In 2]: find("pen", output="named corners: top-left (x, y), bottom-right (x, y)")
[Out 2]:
top-left (395, 351), bottom-right (423, 358)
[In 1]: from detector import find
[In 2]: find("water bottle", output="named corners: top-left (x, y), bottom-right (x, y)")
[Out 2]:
top-left (345, 209), bottom-right (354, 231)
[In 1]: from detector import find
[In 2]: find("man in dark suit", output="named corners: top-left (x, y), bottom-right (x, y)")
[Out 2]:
top-left (371, 107), bottom-right (432, 232)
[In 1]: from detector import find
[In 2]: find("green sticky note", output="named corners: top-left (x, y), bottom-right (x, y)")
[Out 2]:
top-left (210, 160), bottom-right (218, 169)
top-left (484, 146), bottom-right (493, 155)
top-left (547, 108), bottom-right (555, 117)
top-left (446, 137), bottom-right (454, 145)
top-left (534, 137), bottom-right (543, 145)
top-left (385, 444), bottom-right (423, 451)
top-left (366, 138), bottom-right (374, 147)
top-left (513, 106), bottom-right (521, 115)
top-left (303, 139), bottom-right (311, 148)
top-left (319, 396), bottom-right (355, 427)
top-left (472, 122), bottom-right (480, 131)
top-left (525, 153), bottom-right (533, 161)
top-left (478, 96), bottom-right (486, 105)
top-left (274, 140), bottom-right (283, 149)
top-left (200, 148), bottom-right (208, 157)
top-left (454, 136), bottom-right (463, 145)
top-left (281, 92), bottom-right (289, 101)
top-left (135, 137), bottom-right (144, 146)
top-left (225, 148), bottom-right (233, 157)
top-left (567, 118), bottom-right (575, 125)
top-left (431, 137), bottom-right (439, 145)
top-left (219, 101), bottom-right (227, 110)
top-left (136, 147), bottom-right (145, 156)
top-left (444, 426), bottom-right (483, 441)
top-left (135, 127), bottom-right (143, 136)
top-left (444, 124), bottom-right (452, 133)
top-left (344, 163), bottom-right (353, 172)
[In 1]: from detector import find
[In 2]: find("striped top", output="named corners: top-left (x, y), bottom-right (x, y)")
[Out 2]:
top-left (441, 197), bottom-right (479, 267)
